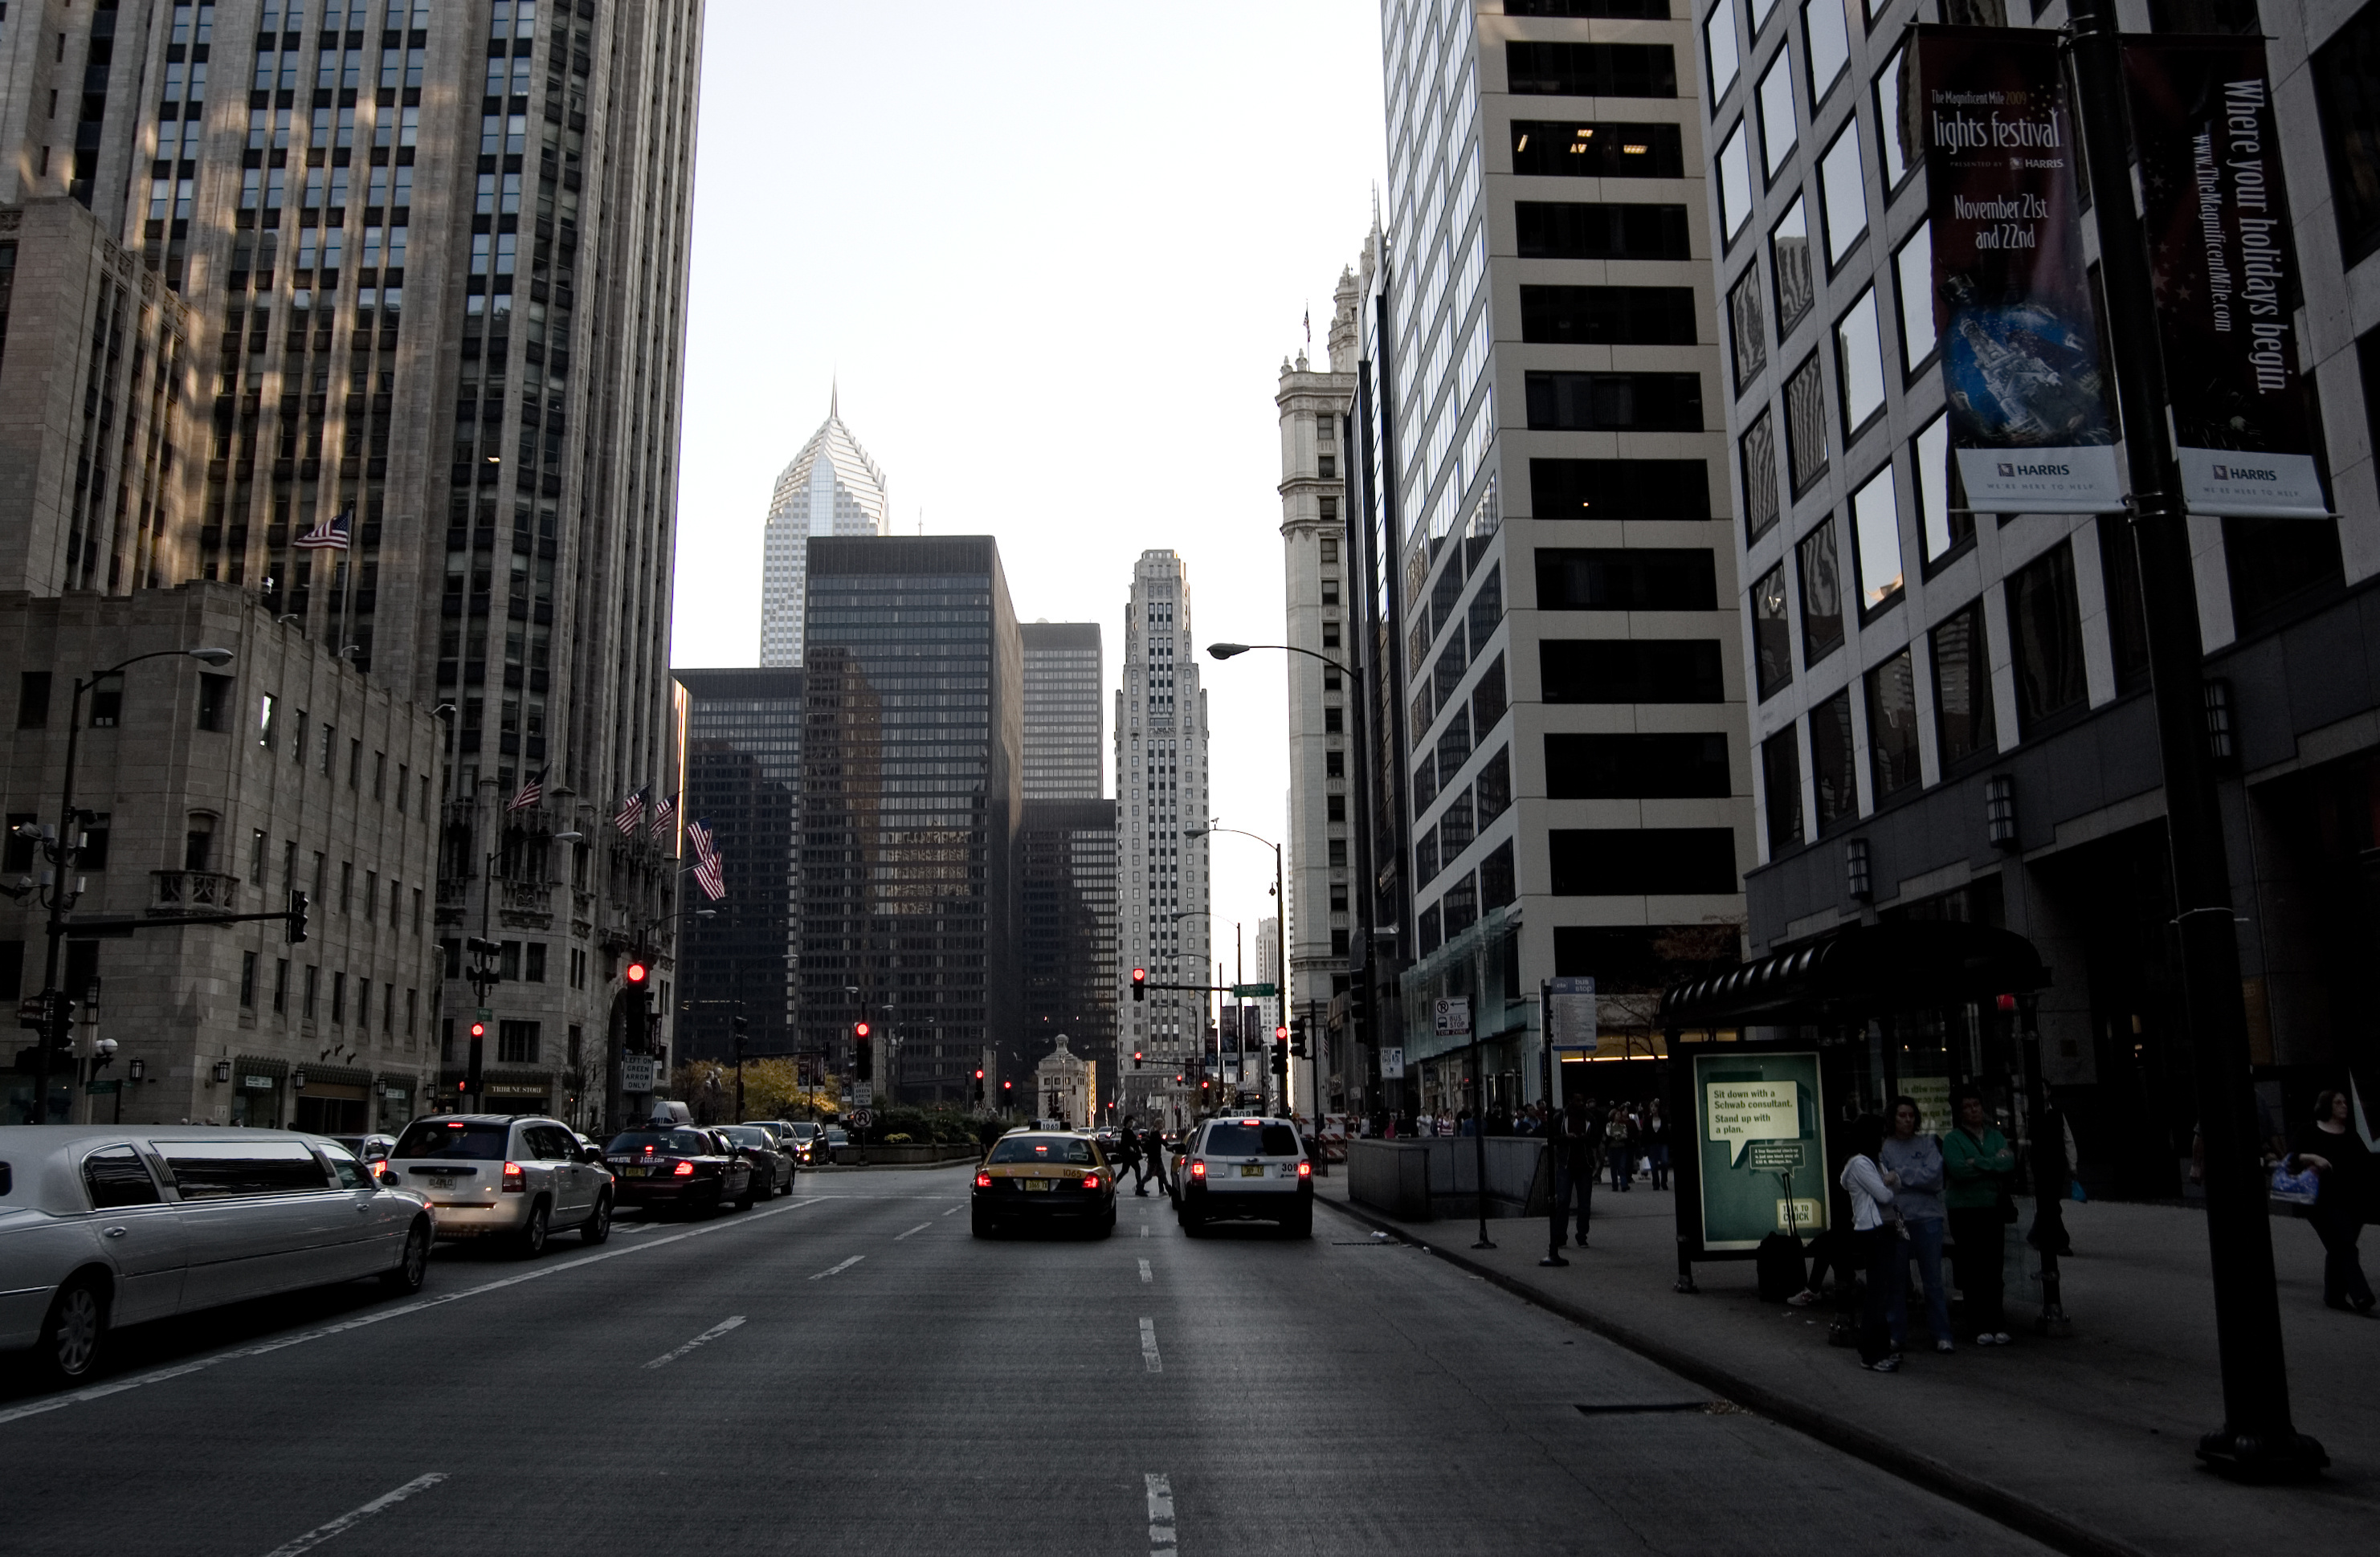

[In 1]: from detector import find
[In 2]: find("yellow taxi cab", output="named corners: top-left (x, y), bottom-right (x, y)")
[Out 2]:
top-left (970, 1131), bottom-right (1117, 1239)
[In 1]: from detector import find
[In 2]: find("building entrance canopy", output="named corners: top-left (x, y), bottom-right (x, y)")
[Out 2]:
top-left (1660, 921), bottom-right (2049, 1029)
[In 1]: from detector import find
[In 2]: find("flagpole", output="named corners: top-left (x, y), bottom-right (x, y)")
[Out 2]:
top-left (337, 504), bottom-right (357, 663)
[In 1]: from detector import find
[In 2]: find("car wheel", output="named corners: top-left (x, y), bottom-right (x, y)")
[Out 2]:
top-left (734, 1183), bottom-right (757, 1212)
top-left (1180, 1209), bottom-right (1204, 1238)
top-left (580, 1193), bottom-right (613, 1246)
top-left (382, 1218), bottom-right (431, 1291)
top-left (514, 1201), bottom-right (550, 1259)
top-left (38, 1274), bottom-right (107, 1384)
top-left (1283, 1205), bottom-right (1313, 1240)
top-left (1095, 1206), bottom-right (1117, 1240)
top-left (971, 1208), bottom-right (997, 1239)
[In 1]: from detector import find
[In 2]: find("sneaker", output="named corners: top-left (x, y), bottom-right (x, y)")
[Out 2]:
top-left (1786, 1289), bottom-right (1821, 1307)
top-left (1539, 1254), bottom-right (1570, 1267)
top-left (1991, 1331), bottom-right (2013, 1346)
top-left (1863, 1357), bottom-right (1900, 1372)
top-left (1974, 1332), bottom-right (1999, 1347)
top-left (1935, 1339), bottom-right (1955, 1354)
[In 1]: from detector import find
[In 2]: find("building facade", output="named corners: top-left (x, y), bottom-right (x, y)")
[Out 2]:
top-left (1693, 0), bottom-right (2380, 1194)
top-left (2, 583), bottom-right (443, 1131)
top-left (798, 536), bottom-right (1022, 1106)
top-left (0, 0), bottom-right (704, 1138)
top-left (759, 391), bottom-right (889, 669)
top-left (1366, 0), bottom-right (1753, 1117)
top-left (1018, 796), bottom-right (1117, 1111)
top-left (1276, 279), bottom-right (1361, 1102)
top-left (672, 666), bottom-right (800, 1065)
top-left (1113, 550), bottom-right (1211, 1128)
top-left (1020, 620), bottom-right (1103, 799)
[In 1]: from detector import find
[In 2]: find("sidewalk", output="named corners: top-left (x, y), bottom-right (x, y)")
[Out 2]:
top-left (1317, 1172), bottom-right (2377, 1557)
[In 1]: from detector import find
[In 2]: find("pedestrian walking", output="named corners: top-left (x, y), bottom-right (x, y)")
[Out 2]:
top-left (1645, 1101), bottom-right (1672, 1190)
top-left (1117, 1114), bottom-right (1146, 1196)
top-left (1136, 1121), bottom-right (1170, 1196)
top-left (1839, 1113), bottom-right (1900, 1372)
top-left (2288, 1089), bottom-right (2376, 1314)
top-left (1541, 1093), bottom-right (1601, 1265)
top-left (1881, 1096), bottom-right (1954, 1354)
top-left (1606, 1107), bottom-right (1633, 1191)
top-left (1942, 1086), bottom-right (2017, 1346)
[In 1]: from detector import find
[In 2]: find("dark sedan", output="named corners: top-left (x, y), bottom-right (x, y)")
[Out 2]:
top-left (717, 1125), bottom-right (796, 1199)
top-left (603, 1127), bottom-right (755, 1216)
top-left (970, 1131), bottom-right (1116, 1239)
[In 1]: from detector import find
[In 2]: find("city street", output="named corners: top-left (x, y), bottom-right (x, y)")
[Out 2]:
top-left (2, 1165), bottom-right (2052, 1557)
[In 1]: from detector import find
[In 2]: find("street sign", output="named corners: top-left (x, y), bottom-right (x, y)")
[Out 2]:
top-left (1379, 1045), bottom-right (1405, 1079)
top-left (620, 1056), bottom-right (657, 1092)
top-left (850, 1108), bottom-right (875, 1128)
top-left (1546, 976), bottom-right (1598, 1050)
top-left (851, 1082), bottom-right (873, 1107)
top-left (1432, 998), bottom-right (1470, 1037)
top-left (476, 1007), bottom-right (492, 1021)
top-left (1231, 983), bottom-right (1277, 999)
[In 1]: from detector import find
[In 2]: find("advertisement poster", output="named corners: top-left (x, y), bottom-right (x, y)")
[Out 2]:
top-left (1693, 1050), bottom-right (1829, 1249)
top-left (1917, 26), bottom-right (2122, 513)
top-left (2124, 37), bottom-right (2326, 517)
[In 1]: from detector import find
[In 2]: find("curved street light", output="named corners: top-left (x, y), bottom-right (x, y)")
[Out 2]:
top-left (1184, 822), bottom-right (1288, 1115)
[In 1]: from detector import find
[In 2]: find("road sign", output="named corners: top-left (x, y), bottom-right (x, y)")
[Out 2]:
top-left (1432, 998), bottom-right (1471, 1037)
top-left (476, 1007), bottom-right (492, 1021)
top-left (851, 1082), bottom-right (873, 1107)
top-left (1546, 976), bottom-right (1598, 1050)
top-left (1231, 983), bottom-right (1277, 999)
top-left (850, 1109), bottom-right (875, 1128)
top-left (1378, 1045), bottom-right (1405, 1079)
top-left (620, 1056), bottom-right (657, 1092)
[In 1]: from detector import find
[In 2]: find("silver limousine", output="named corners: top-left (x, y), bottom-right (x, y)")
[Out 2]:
top-left (0, 1126), bottom-right (434, 1384)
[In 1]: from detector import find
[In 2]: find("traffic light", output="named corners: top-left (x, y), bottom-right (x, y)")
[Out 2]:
top-left (973, 1067), bottom-right (985, 1103)
top-left (466, 1021), bottom-right (486, 1090)
top-left (854, 1021), bottom-right (872, 1081)
top-left (1272, 1041), bottom-right (1288, 1078)
top-left (623, 960), bottom-right (648, 988)
top-left (1289, 1017), bottom-right (1308, 1058)
top-left (1131, 968), bottom-right (1146, 1003)
top-left (286, 890), bottom-right (309, 944)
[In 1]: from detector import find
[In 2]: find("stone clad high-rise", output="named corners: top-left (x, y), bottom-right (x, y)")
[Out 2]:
top-left (759, 391), bottom-right (888, 667)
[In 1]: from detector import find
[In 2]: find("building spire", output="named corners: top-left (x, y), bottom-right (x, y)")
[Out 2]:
top-left (830, 377), bottom-right (839, 420)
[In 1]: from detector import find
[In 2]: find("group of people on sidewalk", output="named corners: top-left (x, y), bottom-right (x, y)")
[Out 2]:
top-left (1537, 1092), bottom-right (1668, 1266)
top-left (1835, 1089), bottom-right (2019, 1372)
top-left (1364, 1100), bottom-right (1670, 1193)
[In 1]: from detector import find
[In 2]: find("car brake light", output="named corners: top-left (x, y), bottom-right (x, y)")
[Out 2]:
top-left (501, 1161), bottom-right (525, 1192)
top-left (1080, 1174), bottom-right (1100, 1191)
top-left (1297, 1160), bottom-right (1312, 1178)
top-left (674, 1160), bottom-right (696, 1177)
top-left (974, 1172), bottom-right (993, 1188)
top-left (1190, 1160), bottom-right (1206, 1178)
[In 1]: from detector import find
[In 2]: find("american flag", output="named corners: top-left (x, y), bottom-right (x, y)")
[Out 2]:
top-left (687, 818), bottom-right (720, 869)
top-left (506, 766), bottom-right (545, 813)
top-left (650, 792), bottom-right (676, 840)
top-left (292, 503), bottom-right (352, 551)
top-left (693, 852), bottom-right (726, 902)
top-left (614, 788), bottom-right (647, 835)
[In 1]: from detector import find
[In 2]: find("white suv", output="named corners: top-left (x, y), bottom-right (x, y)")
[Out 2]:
top-left (1175, 1116), bottom-right (1312, 1237)
top-left (386, 1115), bottom-right (614, 1256)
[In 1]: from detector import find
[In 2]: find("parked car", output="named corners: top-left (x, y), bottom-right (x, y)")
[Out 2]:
top-left (330, 1134), bottom-right (400, 1184)
top-left (716, 1125), bottom-right (796, 1198)
top-left (385, 1115), bottom-right (614, 1255)
top-left (1175, 1115), bottom-right (1312, 1237)
top-left (822, 1125), bottom-right (851, 1159)
top-left (603, 1125), bottom-right (755, 1216)
top-left (970, 1130), bottom-right (1117, 1239)
top-left (0, 1125), bottom-right (433, 1384)
top-left (774, 1121), bottom-right (828, 1165)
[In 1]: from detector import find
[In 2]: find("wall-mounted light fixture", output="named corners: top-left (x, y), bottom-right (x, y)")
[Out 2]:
top-left (292, 1069), bottom-right (307, 1090)
top-left (2203, 679), bottom-right (2236, 771)
top-left (212, 1060), bottom-right (232, 1085)
top-left (128, 1058), bottom-right (145, 1083)
top-left (1986, 776), bottom-right (2019, 850)
top-left (1846, 838), bottom-right (1872, 902)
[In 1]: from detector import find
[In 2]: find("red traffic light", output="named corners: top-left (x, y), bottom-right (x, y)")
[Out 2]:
top-left (1002, 1080), bottom-right (1012, 1090)
top-left (974, 1067), bottom-right (985, 1079)
top-left (469, 1021), bottom-right (486, 1039)
top-left (624, 961), bottom-right (649, 985)
top-left (1132, 968), bottom-right (1146, 982)
top-left (1275, 1025), bottom-right (1288, 1041)
top-left (854, 1021), bottom-right (872, 1038)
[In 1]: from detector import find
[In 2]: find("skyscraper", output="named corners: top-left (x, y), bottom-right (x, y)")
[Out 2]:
top-left (1113, 551), bottom-right (1210, 1127)
top-left (0, 2), bottom-right (704, 1132)
top-left (799, 536), bottom-right (1022, 1105)
top-left (759, 391), bottom-right (888, 666)
top-left (1361, 1), bottom-right (1753, 1117)
top-left (1020, 622), bottom-right (1104, 799)
top-left (1018, 797), bottom-right (1118, 1110)
top-left (673, 666), bottom-right (802, 1065)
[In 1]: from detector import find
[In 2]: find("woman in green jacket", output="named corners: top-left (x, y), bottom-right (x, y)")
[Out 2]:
top-left (1944, 1086), bottom-right (2018, 1345)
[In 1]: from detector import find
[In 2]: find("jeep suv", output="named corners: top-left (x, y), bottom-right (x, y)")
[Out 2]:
top-left (1175, 1116), bottom-right (1312, 1237)
top-left (386, 1115), bottom-right (614, 1256)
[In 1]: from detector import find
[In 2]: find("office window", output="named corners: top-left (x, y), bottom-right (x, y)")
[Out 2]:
top-left (1806, 0), bottom-right (1850, 100)
top-left (1866, 649), bottom-right (1921, 801)
top-left (2006, 541), bottom-right (2088, 732)
top-left (1536, 548), bottom-right (1718, 610)
top-left (1521, 286), bottom-right (1700, 345)
top-left (1912, 414), bottom-right (1970, 565)
top-left (1742, 410), bottom-right (1781, 542)
top-left (2223, 516), bottom-right (2344, 632)
top-left (1849, 464), bottom-right (1904, 614)
top-left (1759, 46), bottom-right (1798, 177)
top-left (1415, 829), bottom-right (1440, 888)
top-left (1753, 0), bottom-right (1781, 31)
top-left (1894, 223), bottom-right (1937, 373)
top-left (1784, 353), bottom-right (1829, 493)
top-left (1798, 517), bottom-right (1844, 662)
top-left (1729, 265), bottom-right (1768, 390)
top-left (498, 1020), bottom-right (540, 1064)
top-left (240, 952), bottom-right (258, 1009)
top-left (1472, 654), bottom-right (1509, 734)
top-left (274, 959), bottom-right (289, 1014)
top-left (1550, 829), bottom-right (1738, 895)
top-left (1511, 121), bottom-right (1686, 177)
top-left (1819, 120), bottom-right (1868, 267)
top-left (1707, 2), bottom-right (1741, 98)
top-left (1541, 640), bottom-right (1728, 703)
top-left (1931, 600), bottom-right (1997, 767)
top-left (1504, 42), bottom-right (1680, 98)
top-left (397, 764), bottom-right (408, 812)
top-left (1525, 372), bottom-right (1704, 431)
top-left (1531, 459), bottom-right (1711, 520)
top-left (1770, 196), bottom-right (1815, 339)
top-left (1476, 746), bottom-right (1512, 825)
top-left (1480, 840), bottom-right (1517, 913)
top-left (15, 672), bottom-right (50, 729)
top-left (1753, 562), bottom-right (1794, 698)
top-left (526, 943), bottom-right (547, 983)
top-left (1835, 287), bottom-right (1887, 438)
top-left (1517, 202), bottom-right (1694, 259)
top-left (1810, 689), bottom-right (1858, 832)
top-left (1547, 733), bottom-right (1731, 797)
top-left (1412, 752), bottom-right (1439, 814)
top-left (1718, 120), bottom-right (1753, 242)
top-left (332, 972), bottom-right (346, 1025)
top-left (197, 675), bottom-right (234, 732)
top-left (304, 964), bottom-right (320, 1020)
top-left (2313, 9), bottom-right (2380, 263)
top-left (1762, 728), bottom-right (1805, 852)
top-left (1875, 42), bottom-right (1919, 191)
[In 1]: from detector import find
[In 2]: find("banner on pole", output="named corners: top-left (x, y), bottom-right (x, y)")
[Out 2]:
top-left (1918, 26), bottom-right (2121, 514)
top-left (2123, 36), bottom-right (2326, 517)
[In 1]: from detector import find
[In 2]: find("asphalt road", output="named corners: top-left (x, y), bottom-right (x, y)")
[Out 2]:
top-left (3, 1165), bottom-right (2057, 1556)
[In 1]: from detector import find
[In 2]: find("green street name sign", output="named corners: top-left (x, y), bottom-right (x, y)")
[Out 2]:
top-left (1230, 983), bottom-right (1277, 998)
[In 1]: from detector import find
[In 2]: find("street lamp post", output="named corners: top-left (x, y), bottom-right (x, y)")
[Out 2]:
top-left (1184, 822), bottom-right (1285, 1115)
top-left (25, 647), bottom-right (235, 1124)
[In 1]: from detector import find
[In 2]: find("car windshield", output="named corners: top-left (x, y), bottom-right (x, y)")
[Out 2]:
top-left (720, 1127), bottom-right (773, 1146)
top-left (789, 1124), bottom-right (820, 1139)
top-left (606, 1130), bottom-right (714, 1156)
top-left (1204, 1123), bottom-right (1300, 1158)
top-left (393, 1121), bottom-right (510, 1160)
top-left (987, 1136), bottom-right (1094, 1165)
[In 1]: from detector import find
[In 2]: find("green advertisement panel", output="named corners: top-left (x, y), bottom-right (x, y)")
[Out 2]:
top-left (1693, 1051), bottom-right (1828, 1251)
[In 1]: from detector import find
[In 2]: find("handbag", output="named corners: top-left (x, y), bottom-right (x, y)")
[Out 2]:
top-left (2269, 1162), bottom-right (2321, 1207)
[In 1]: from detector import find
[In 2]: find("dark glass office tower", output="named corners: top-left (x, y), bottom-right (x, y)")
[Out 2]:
top-left (673, 667), bottom-right (802, 1065)
top-left (800, 536), bottom-right (1022, 1104)
top-left (1019, 797), bottom-right (1118, 1112)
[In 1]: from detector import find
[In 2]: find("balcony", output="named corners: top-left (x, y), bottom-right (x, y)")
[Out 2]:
top-left (149, 870), bottom-right (239, 915)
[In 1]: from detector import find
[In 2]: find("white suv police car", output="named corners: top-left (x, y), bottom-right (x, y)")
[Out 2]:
top-left (1174, 1116), bottom-right (1312, 1237)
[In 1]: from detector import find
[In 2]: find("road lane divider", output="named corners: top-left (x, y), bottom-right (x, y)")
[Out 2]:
top-left (808, 1255), bottom-right (865, 1281)
top-left (892, 1222), bottom-right (933, 1241)
top-left (1145, 1471), bottom-right (1176, 1556)
top-left (1139, 1317), bottom-right (1162, 1372)
top-left (1138, 1259), bottom-right (1152, 1285)
top-left (258, 1470), bottom-right (447, 1557)
top-left (642, 1314), bottom-right (745, 1370)
top-left (0, 1196), bottom-right (832, 1430)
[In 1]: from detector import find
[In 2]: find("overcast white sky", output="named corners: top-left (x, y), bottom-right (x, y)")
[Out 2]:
top-left (672, 1), bottom-right (1387, 968)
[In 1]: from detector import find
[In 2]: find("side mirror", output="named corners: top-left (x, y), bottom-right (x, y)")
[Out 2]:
top-left (581, 1145), bottom-right (604, 1164)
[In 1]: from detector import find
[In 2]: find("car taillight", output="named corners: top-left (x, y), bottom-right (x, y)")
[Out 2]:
top-left (975, 1172), bottom-right (993, 1188)
top-left (1297, 1160), bottom-right (1312, 1178)
top-left (674, 1160), bottom-right (696, 1177)
top-left (1080, 1174), bottom-right (1100, 1191)
top-left (1190, 1160), bottom-right (1206, 1179)
top-left (501, 1161), bottom-right (525, 1192)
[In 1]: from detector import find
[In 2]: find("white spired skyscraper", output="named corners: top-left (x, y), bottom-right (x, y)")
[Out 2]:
top-left (760, 389), bottom-right (889, 666)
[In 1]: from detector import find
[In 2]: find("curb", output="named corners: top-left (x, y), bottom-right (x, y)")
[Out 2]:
top-left (1317, 1194), bottom-right (2152, 1557)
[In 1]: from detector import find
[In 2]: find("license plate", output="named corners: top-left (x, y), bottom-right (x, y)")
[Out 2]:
top-left (1240, 1164), bottom-right (1265, 1178)
top-left (428, 1176), bottom-right (453, 1190)
top-left (623, 1166), bottom-right (649, 1178)
top-left (1022, 1179), bottom-right (1051, 1192)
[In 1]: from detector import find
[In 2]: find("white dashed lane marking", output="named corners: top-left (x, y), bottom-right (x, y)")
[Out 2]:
top-left (808, 1255), bottom-right (865, 1281)
top-left (1138, 1258), bottom-right (1152, 1284)
top-left (643, 1314), bottom-right (745, 1370)
top-left (1145, 1472), bottom-right (1177, 1556)
top-left (893, 1222), bottom-right (932, 1241)
top-left (1139, 1317), bottom-right (1162, 1372)
top-left (258, 1471), bottom-right (447, 1557)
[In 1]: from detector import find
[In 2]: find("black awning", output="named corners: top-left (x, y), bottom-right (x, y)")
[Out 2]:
top-left (1661, 920), bottom-right (2048, 1028)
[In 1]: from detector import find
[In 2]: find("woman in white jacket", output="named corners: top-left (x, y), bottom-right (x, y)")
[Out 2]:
top-left (1839, 1112), bottom-right (1900, 1372)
